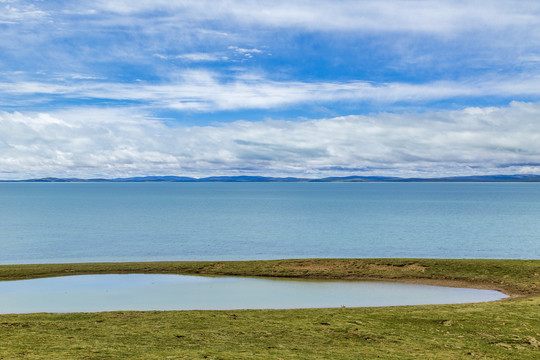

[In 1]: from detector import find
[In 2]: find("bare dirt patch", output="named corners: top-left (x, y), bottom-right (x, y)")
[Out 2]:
top-left (366, 263), bottom-right (426, 273)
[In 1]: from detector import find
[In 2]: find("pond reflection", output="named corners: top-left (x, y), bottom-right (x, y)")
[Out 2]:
top-left (0, 274), bottom-right (508, 314)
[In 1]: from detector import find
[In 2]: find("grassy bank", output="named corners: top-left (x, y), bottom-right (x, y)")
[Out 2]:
top-left (0, 259), bottom-right (539, 359)
top-left (1, 258), bottom-right (538, 295)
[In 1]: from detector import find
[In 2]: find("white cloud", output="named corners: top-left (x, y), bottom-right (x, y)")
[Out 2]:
top-left (153, 48), bottom-right (266, 63)
top-left (0, 81), bottom-right (72, 95)
top-left (228, 46), bottom-right (263, 56)
top-left (2, 72), bottom-right (540, 111)
top-left (69, 74), bottom-right (106, 80)
top-left (1, 102), bottom-right (540, 179)
top-left (2, 0), bottom-right (538, 102)
top-left (0, 1), bottom-right (48, 23)
top-left (155, 53), bottom-right (225, 62)
top-left (90, 0), bottom-right (540, 34)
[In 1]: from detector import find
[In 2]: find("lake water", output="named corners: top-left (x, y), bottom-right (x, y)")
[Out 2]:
top-left (0, 274), bottom-right (507, 313)
top-left (0, 182), bottom-right (539, 264)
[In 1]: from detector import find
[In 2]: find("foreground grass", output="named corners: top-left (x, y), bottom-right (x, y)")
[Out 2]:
top-left (0, 259), bottom-right (539, 359)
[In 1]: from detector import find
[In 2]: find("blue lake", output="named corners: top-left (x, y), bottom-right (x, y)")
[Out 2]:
top-left (0, 274), bottom-right (507, 313)
top-left (0, 182), bottom-right (539, 264)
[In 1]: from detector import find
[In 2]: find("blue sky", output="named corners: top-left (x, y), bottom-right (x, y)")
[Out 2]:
top-left (1, 0), bottom-right (540, 179)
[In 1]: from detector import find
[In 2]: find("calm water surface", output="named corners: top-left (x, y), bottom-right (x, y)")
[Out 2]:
top-left (0, 274), bottom-right (507, 313)
top-left (0, 182), bottom-right (539, 264)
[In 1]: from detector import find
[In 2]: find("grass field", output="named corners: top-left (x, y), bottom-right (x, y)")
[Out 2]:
top-left (0, 259), bottom-right (539, 359)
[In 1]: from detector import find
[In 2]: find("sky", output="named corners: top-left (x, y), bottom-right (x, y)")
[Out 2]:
top-left (1, 0), bottom-right (540, 179)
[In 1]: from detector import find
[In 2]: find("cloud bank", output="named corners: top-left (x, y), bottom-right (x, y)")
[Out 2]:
top-left (1, 102), bottom-right (539, 179)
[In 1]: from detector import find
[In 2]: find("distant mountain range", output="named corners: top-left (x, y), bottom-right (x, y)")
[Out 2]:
top-left (3, 174), bottom-right (540, 182)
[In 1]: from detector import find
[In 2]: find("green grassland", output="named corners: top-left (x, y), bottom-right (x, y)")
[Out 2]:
top-left (0, 259), bottom-right (539, 359)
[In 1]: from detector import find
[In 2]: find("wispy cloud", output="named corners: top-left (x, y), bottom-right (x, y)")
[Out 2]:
top-left (228, 46), bottom-right (266, 59)
top-left (154, 53), bottom-right (226, 62)
top-left (153, 47), bottom-right (268, 63)
top-left (90, 0), bottom-right (540, 34)
top-left (1, 102), bottom-right (539, 179)
top-left (1, 72), bottom-right (540, 112)
top-left (0, 1), bottom-right (48, 23)
top-left (2, 1), bottom-right (538, 90)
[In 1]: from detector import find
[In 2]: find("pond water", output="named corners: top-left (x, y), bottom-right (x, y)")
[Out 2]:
top-left (0, 274), bottom-right (507, 314)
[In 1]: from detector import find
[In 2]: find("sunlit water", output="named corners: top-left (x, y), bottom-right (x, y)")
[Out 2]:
top-left (0, 182), bottom-right (539, 264)
top-left (0, 274), bottom-right (507, 314)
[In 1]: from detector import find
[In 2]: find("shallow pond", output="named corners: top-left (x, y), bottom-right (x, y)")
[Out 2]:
top-left (0, 274), bottom-right (508, 314)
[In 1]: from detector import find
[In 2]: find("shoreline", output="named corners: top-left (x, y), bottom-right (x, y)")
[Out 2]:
top-left (1, 258), bottom-right (538, 298)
